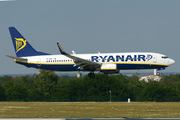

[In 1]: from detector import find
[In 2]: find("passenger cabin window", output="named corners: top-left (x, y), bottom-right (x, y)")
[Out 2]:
top-left (162, 56), bottom-right (168, 59)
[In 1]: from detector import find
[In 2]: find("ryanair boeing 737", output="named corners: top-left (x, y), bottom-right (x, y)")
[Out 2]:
top-left (6, 27), bottom-right (175, 78)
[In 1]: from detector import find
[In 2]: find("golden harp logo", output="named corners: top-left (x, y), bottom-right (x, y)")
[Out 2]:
top-left (15, 38), bottom-right (27, 53)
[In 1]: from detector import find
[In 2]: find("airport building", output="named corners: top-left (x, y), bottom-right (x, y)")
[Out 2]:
top-left (139, 74), bottom-right (162, 82)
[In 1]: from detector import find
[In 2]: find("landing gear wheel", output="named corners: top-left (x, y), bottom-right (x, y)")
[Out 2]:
top-left (88, 72), bottom-right (95, 78)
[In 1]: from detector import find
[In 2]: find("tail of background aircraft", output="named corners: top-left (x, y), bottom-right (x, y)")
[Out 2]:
top-left (9, 27), bottom-right (50, 57)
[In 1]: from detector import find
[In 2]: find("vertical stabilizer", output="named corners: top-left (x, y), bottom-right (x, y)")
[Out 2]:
top-left (9, 27), bottom-right (50, 57)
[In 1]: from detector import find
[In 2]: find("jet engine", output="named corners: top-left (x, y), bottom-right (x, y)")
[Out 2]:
top-left (100, 63), bottom-right (119, 74)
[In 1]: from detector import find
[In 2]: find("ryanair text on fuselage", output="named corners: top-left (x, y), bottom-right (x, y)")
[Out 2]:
top-left (91, 54), bottom-right (152, 62)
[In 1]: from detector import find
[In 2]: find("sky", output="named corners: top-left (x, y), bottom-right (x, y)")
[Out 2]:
top-left (0, 0), bottom-right (180, 75)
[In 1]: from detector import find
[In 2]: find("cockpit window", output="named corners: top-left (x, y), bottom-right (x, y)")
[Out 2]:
top-left (162, 56), bottom-right (168, 59)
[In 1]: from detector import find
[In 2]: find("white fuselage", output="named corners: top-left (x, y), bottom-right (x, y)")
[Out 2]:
top-left (15, 52), bottom-right (175, 72)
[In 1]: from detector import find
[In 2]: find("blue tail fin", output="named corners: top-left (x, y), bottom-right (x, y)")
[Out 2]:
top-left (9, 27), bottom-right (50, 57)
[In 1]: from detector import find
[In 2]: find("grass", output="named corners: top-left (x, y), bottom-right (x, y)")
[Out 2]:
top-left (0, 102), bottom-right (180, 118)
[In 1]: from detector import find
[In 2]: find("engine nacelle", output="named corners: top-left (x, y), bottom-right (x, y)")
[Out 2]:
top-left (100, 63), bottom-right (119, 74)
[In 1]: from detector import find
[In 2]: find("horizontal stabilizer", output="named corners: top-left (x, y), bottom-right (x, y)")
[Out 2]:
top-left (5, 55), bottom-right (27, 61)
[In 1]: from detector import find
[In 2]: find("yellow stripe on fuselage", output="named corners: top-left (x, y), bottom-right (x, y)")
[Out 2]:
top-left (110, 62), bottom-right (169, 67)
top-left (15, 60), bottom-right (169, 67)
top-left (101, 68), bottom-right (116, 70)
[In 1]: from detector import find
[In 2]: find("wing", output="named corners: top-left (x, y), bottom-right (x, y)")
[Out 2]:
top-left (57, 43), bottom-right (101, 71)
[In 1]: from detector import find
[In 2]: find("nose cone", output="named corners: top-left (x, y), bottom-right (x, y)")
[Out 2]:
top-left (169, 59), bottom-right (175, 66)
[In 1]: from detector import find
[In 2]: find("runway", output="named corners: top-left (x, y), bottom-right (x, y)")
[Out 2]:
top-left (1, 118), bottom-right (180, 120)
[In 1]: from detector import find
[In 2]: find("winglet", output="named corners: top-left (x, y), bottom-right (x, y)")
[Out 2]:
top-left (57, 43), bottom-right (66, 55)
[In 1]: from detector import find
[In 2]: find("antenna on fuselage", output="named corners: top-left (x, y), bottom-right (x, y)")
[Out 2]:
top-left (72, 50), bottom-right (76, 54)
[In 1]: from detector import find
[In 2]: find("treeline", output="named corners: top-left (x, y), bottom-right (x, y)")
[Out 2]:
top-left (0, 70), bottom-right (180, 102)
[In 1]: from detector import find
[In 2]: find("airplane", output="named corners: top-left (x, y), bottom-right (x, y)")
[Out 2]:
top-left (6, 27), bottom-right (175, 78)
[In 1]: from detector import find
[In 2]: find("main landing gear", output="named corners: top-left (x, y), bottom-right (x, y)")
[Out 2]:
top-left (88, 72), bottom-right (95, 78)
